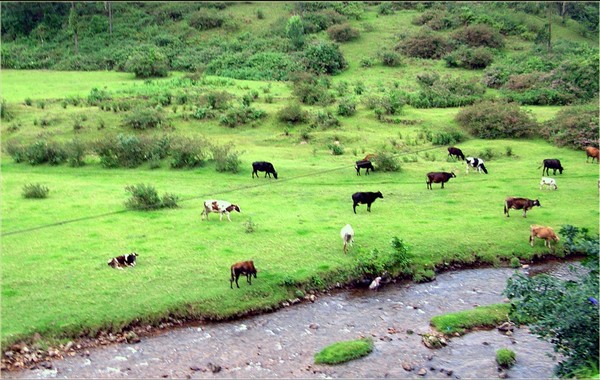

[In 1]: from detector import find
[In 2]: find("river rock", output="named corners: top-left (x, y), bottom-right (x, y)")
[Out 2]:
top-left (309, 323), bottom-right (319, 330)
top-left (421, 333), bottom-right (448, 349)
top-left (402, 362), bottom-right (414, 371)
top-left (418, 368), bottom-right (427, 376)
top-left (207, 362), bottom-right (221, 373)
top-left (497, 322), bottom-right (515, 333)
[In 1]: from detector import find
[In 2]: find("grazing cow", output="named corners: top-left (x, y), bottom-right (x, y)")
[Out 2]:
top-left (539, 177), bottom-right (558, 190)
top-left (586, 146), bottom-right (599, 163)
top-left (426, 171), bottom-right (456, 190)
top-left (108, 252), bottom-right (138, 269)
top-left (201, 200), bottom-right (241, 222)
top-left (529, 225), bottom-right (560, 251)
top-left (355, 160), bottom-right (374, 176)
top-left (466, 157), bottom-right (488, 174)
top-left (504, 197), bottom-right (541, 218)
top-left (539, 159), bottom-right (564, 176)
top-left (352, 191), bottom-right (383, 214)
top-left (230, 260), bottom-right (257, 289)
top-left (340, 224), bottom-right (355, 254)
top-left (252, 161), bottom-right (278, 179)
top-left (448, 147), bottom-right (465, 161)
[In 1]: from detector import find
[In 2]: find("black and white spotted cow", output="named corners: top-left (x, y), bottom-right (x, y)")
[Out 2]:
top-left (466, 157), bottom-right (488, 174)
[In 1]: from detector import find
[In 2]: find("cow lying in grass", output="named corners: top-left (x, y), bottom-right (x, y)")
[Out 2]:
top-left (108, 252), bottom-right (138, 269)
top-left (230, 260), bottom-right (257, 289)
top-left (529, 225), bottom-right (560, 251)
top-left (201, 200), bottom-right (241, 222)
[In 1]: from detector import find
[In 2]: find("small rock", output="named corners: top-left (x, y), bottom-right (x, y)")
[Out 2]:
top-left (380, 336), bottom-right (392, 342)
top-left (446, 370), bottom-right (453, 376)
top-left (309, 323), bottom-right (319, 330)
top-left (498, 371), bottom-right (508, 378)
top-left (418, 368), bottom-right (427, 376)
top-left (40, 361), bottom-right (53, 369)
top-left (207, 362), bottom-right (222, 373)
top-left (282, 302), bottom-right (290, 307)
top-left (497, 322), bottom-right (515, 332)
top-left (290, 298), bottom-right (301, 305)
top-left (402, 362), bottom-right (414, 371)
top-left (483, 341), bottom-right (490, 346)
top-left (521, 264), bottom-right (530, 269)
top-left (64, 341), bottom-right (74, 351)
top-left (308, 295), bottom-right (316, 302)
top-left (406, 329), bottom-right (414, 335)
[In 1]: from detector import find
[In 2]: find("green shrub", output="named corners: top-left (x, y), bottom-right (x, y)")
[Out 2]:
top-left (540, 103), bottom-right (599, 149)
top-left (292, 75), bottom-right (334, 105)
top-left (202, 91), bottom-right (232, 110)
top-left (122, 107), bottom-right (166, 130)
top-left (314, 338), bottom-right (373, 365)
top-left (6, 141), bottom-right (26, 163)
top-left (380, 50), bottom-right (403, 67)
top-left (425, 129), bottom-right (466, 145)
top-left (93, 134), bottom-right (147, 169)
top-left (22, 183), bottom-right (49, 199)
top-left (277, 102), bottom-right (309, 124)
top-left (337, 97), bottom-right (357, 116)
top-left (169, 136), bottom-right (208, 169)
top-left (372, 151), bottom-right (400, 172)
top-left (302, 9), bottom-right (347, 34)
top-left (125, 47), bottom-right (169, 78)
top-left (87, 87), bottom-right (112, 106)
top-left (328, 143), bottom-right (344, 155)
top-left (326, 23), bottom-right (360, 42)
top-left (311, 109), bottom-right (340, 129)
top-left (431, 303), bottom-right (511, 335)
top-left (496, 348), bottom-right (516, 369)
top-left (378, 2), bottom-right (395, 15)
top-left (25, 140), bottom-right (67, 166)
top-left (1, 97), bottom-right (13, 121)
top-left (211, 142), bottom-right (243, 173)
top-left (65, 138), bottom-right (87, 167)
top-left (452, 24), bottom-right (504, 48)
top-left (125, 184), bottom-right (162, 210)
top-left (219, 106), bottom-right (266, 128)
top-left (160, 193), bottom-right (179, 209)
top-left (286, 15), bottom-right (305, 49)
top-left (444, 46), bottom-right (494, 69)
top-left (412, 9), bottom-right (453, 30)
top-left (455, 100), bottom-right (537, 139)
top-left (243, 218), bottom-right (258, 233)
top-left (188, 8), bottom-right (224, 30)
top-left (398, 27), bottom-right (448, 59)
top-left (303, 41), bottom-right (348, 75)
top-left (413, 268), bottom-right (436, 283)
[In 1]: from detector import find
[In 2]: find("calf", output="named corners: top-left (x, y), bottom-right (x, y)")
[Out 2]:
top-left (466, 157), bottom-right (488, 174)
top-left (352, 191), bottom-right (383, 214)
top-left (108, 252), bottom-right (138, 269)
top-left (252, 161), bottom-right (278, 179)
top-left (340, 224), bottom-right (355, 254)
top-left (586, 146), bottom-right (599, 163)
top-left (504, 197), bottom-right (541, 218)
top-left (201, 200), bottom-right (241, 222)
top-left (355, 160), bottom-right (374, 176)
top-left (539, 177), bottom-right (558, 190)
top-left (426, 171), bottom-right (456, 190)
top-left (447, 147), bottom-right (465, 161)
top-left (230, 260), bottom-right (257, 289)
top-left (539, 159), bottom-right (564, 176)
top-left (529, 225), bottom-right (560, 251)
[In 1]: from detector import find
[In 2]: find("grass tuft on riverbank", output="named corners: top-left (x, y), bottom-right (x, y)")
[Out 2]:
top-left (431, 303), bottom-right (511, 336)
top-left (314, 338), bottom-right (374, 365)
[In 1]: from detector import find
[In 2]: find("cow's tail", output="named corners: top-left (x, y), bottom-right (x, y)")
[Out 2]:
top-left (503, 201), bottom-right (508, 215)
top-left (481, 164), bottom-right (488, 174)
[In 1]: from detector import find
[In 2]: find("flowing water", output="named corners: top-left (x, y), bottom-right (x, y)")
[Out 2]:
top-left (5, 259), bottom-right (583, 379)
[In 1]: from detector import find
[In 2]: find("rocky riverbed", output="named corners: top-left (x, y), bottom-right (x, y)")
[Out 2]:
top-left (4, 259), bottom-right (583, 379)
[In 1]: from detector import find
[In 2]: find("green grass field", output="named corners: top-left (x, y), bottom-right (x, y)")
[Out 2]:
top-left (1, 8), bottom-right (598, 347)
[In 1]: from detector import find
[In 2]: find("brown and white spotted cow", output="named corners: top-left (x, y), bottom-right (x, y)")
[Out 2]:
top-left (201, 200), bottom-right (241, 222)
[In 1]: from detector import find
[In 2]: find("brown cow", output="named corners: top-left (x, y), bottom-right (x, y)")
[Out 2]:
top-left (586, 146), bottom-right (599, 163)
top-left (529, 225), bottom-right (560, 251)
top-left (426, 171), bottom-right (456, 190)
top-left (363, 153), bottom-right (377, 162)
top-left (230, 260), bottom-right (257, 289)
top-left (504, 197), bottom-right (541, 218)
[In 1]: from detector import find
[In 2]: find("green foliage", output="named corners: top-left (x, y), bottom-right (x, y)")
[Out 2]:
top-left (211, 142), bottom-right (243, 173)
top-left (93, 134), bottom-right (146, 169)
top-left (451, 24), bottom-right (504, 48)
top-left (455, 100), bottom-right (537, 139)
top-left (25, 140), bottom-right (67, 166)
top-left (372, 151), bottom-right (400, 172)
top-left (311, 109), bottom-right (340, 130)
top-left (337, 97), bottom-right (357, 117)
top-left (169, 136), bottom-right (208, 169)
top-left (408, 72), bottom-right (485, 108)
top-left (65, 138), bottom-right (87, 167)
top-left (202, 91), bottom-right (232, 110)
top-left (1, 97), bottom-right (13, 121)
top-left (413, 268), bottom-right (436, 283)
top-left (291, 72), bottom-right (334, 106)
top-left (122, 107), bottom-right (166, 130)
top-left (277, 102), bottom-right (308, 124)
top-left (125, 183), bottom-right (177, 211)
top-left (125, 47), bottom-right (169, 79)
top-left (188, 8), bottom-right (224, 30)
top-left (540, 103), bottom-right (599, 149)
top-left (87, 87), bottom-right (112, 106)
top-left (431, 303), bottom-right (511, 335)
top-left (243, 218), bottom-right (258, 233)
top-left (22, 183), bottom-right (49, 199)
top-left (286, 15), bottom-right (305, 50)
top-left (219, 106), bottom-right (266, 128)
top-left (496, 348), bottom-right (516, 369)
top-left (504, 226), bottom-right (599, 377)
top-left (328, 143), bottom-right (344, 155)
top-left (398, 27), bottom-right (448, 59)
top-left (422, 128), bottom-right (466, 146)
top-left (326, 23), bottom-right (360, 43)
top-left (379, 50), bottom-right (403, 67)
top-left (444, 46), bottom-right (494, 69)
top-left (314, 338), bottom-right (373, 365)
top-left (303, 41), bottom-right (348, 75)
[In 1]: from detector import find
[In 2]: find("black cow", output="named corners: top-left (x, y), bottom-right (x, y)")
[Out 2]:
top-left (252, 161), bottom-right (278, 179)
top-left (355, 160), bottom-right (374, 176)
top-left (426, 172), bottom-right (456, 189)
top-left (539, 159), bottom-right (564, 176)
top-left (466, 157), bottom-right (488, 174)
top-left (448, 147), bottom-right (465, 161)
top-left (352, 191), bottom-right (383, 214)
top-left (504, 197), bottom-right (541, 218)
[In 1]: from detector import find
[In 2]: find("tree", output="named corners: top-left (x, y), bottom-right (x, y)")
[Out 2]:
top-left (104, 1), bottom-right (112, 36)
top-left (68, 2), bottom-right (79, 55)
top-left (286, 15), bottom-right (305, 50)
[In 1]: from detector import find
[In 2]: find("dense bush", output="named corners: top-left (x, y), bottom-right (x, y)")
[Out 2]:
top-left (1, 97), bottom-right (13, 121)
top-left (455, 100), bottom-right (537, 139)
top-left (286, 15), bottom-right (305, 49)
top-left (65, 138), bottom-right (87, 167)
top-left (219, 106), bottom-right (266, 128)
top-left (122, 107), bottom-right (166, 130)
top-left (337, 97), bottom-right (357, 116)
top-left (291, 72), bottom-right (334, 105)
top-left (188, 8), bottom-right (224, 30)
top-left (372, 151), bottom-right (400, 172)
top-left (407, 72), bottom-right (485, 108)
top-left (451, 24), bottom-right (504, 48)
top-left (326, 23), bottom-right (360, 42)
top-left (22, 183), bottom-right (49, 199)
top-left (504, 225), bottom-right (598, 377)
top-left (169, 136), bottom-right (208, 169)
top-left (303, 41), bottom-right (348, 75)
top-left (310, 109), bottom-right (340, 129)
top-left (540, 103), bottom-right (599, 149)
top-left (93, 134), bottom-right (146, 168)
top-left (423, 128), bottom-right (466, 146)
top-left (87, 87), bottom-right (112, 106)
top-left (443, 46), bottom-right (494, 69)
top-left (379, 50), bottom-right (403, 67)
top-left (124, 47), bottom-right (169, 78)
top-left (412, 9), bottom-right (454, 30)
top-left (211, 142), bottom-right (243, 173)
top-left (277, 102), bottom-right (309, 124)
top-left (25, 140), bottom-right (67, 166)
top-left (125, 184), bottom-right (178, 210)
top-left (302, 9), bottom-right (347, 34)
top-left (397, 28), bottom-right (448, 59)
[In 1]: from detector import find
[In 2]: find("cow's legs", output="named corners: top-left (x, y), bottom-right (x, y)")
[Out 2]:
top-left (226, 212), bottom-right (232, 222)
top-left (353, 203), bottom-right (357, 214)
top-left (367, 203), bottom-right (371, 212)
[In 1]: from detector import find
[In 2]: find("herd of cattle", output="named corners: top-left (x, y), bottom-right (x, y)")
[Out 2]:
top-left (109, 148), bottom-right (598, 290)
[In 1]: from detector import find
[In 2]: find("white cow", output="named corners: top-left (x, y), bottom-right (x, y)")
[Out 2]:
top-left (539, 177), bottom-right (558, 190)
top-left (201, 200), bottom-right (241, 222)
top-left (340, 224), bottom-right (355, 254)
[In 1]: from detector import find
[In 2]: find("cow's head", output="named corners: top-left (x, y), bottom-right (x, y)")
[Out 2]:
top-left (227, 204), bottom-right (241, 213)
top-left (273, 171), bottom-right (278, 179)
top-left (126, 252), bottom-right (138, 265)
top-left (376, 191), bottom-right (384, 199)
top-left (450, 172), bottom-right (457, 178)
top-left (533, 199), bottom-right (541, 207)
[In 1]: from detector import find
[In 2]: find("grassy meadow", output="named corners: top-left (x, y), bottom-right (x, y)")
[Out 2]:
top-left (1, 2), bottom-right (599, 351)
